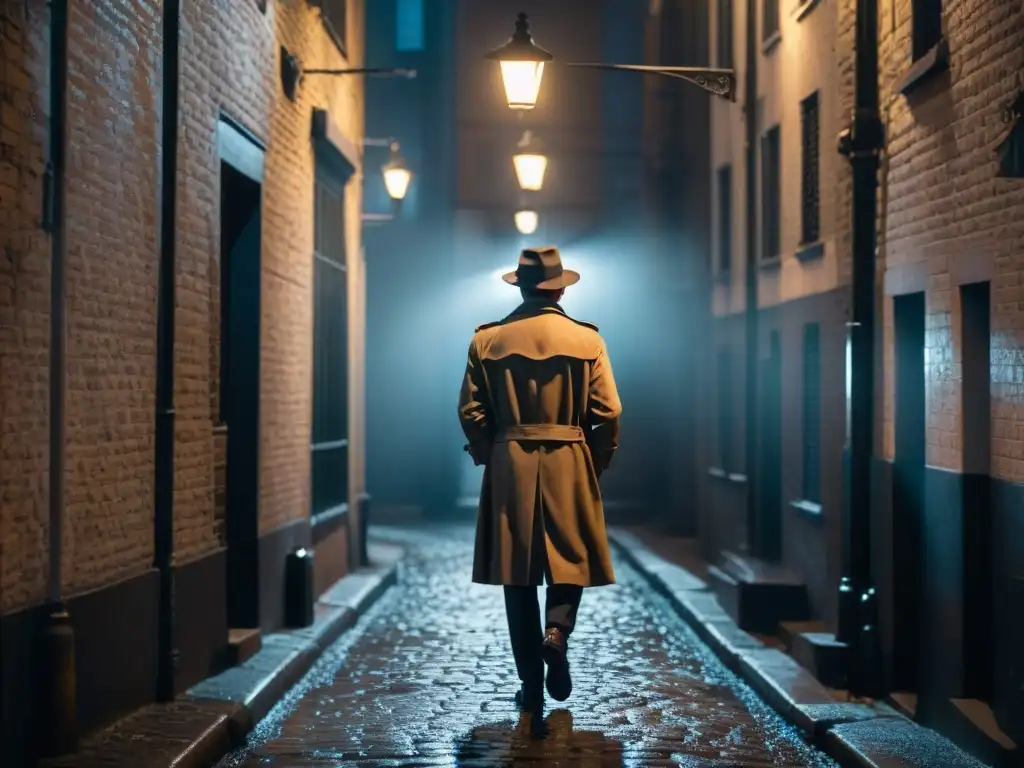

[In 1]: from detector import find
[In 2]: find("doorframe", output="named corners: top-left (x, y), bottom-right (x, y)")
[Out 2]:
top-left (218, 113), bottom-right (265, 630)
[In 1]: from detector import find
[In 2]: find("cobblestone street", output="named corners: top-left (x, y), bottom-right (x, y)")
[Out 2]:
top-left (216, 526), bottom-right (836, 767)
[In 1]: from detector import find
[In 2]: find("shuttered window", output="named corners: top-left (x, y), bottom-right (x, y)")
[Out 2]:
top-left (802, 323), bottom-right (821, 503)
top-left (320, 0), bottom-right (347, 54)
top-left (717, 164), bottom-right (733, 274)
top-left (396, 0), bottom-right (425, 51)
top-left (800, 91), bottom-right (820, 245)
top-left (760, 125), bottom-right (781, 260)
top-left (716, 0), bottom-right (733, 69)
top-left (311, 173), bottom-right (349, 522)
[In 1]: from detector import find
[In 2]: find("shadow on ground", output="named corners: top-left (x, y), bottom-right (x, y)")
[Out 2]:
top-left (454, 709), bottom-right (625, 766)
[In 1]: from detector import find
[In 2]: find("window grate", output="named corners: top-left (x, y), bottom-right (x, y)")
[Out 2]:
top-left (800, 91), bottom-right (820, 245)
top-left (760, 125), bottom-right (781, 260)
top-left (311, 174), bottom-right (349, 519)
top-left (717, 164), bottom-right (732, 274)
top-left (763, 0), bottom-right (779, 40)
top-left (716, 0), bottom-right (733, 69)
top-left (801, 323), bottom-right (821, 503)
top-left (320, 0), bottom-right (347, 55)
top-left (911, 0), bottom-right (942, 60)
top-left (396, 0), bottom-right (425, 52)
top-left (717, 348), bottom-right (734, 471)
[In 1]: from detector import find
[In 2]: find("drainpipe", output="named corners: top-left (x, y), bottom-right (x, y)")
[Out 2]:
top-left (742, 0), bottom-right (760, 554)
top-left (38, 0), bottom-right (77, 756)
top-left (154, 0), bottom-right (181, 702)
top-left (836, 0), bottom-right (885, 696)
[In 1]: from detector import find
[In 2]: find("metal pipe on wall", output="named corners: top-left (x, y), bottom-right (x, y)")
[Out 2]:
top-left (154, 0), bottom-right (182, 702)
top-left (39, 0), bottom-right (77, 755)
top-left (742, 0), bottom-right (760, 554)
top-left (837, 0), bottom-right (885, 696)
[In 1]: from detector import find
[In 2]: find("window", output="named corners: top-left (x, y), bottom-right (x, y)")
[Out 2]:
top-left (760, 125), bottom-right (781, 260)
top-left (801, 323), bottom-right (821, 503)
top-left (763, 0), bottom-right (779, 41)
top-left (800, 91), bottom-right (820, 245)
top-left (911, 0), bottom-right (942, 60)
top-left (717, 164), bottom-right (733, 274)
top-left (716, 0), bottom-right (733, 70)
top-left (311, 172), bottom-right (350, 523)
top-left (320, 0), bottom-right (347, 54)
top-left (396, 0), bottom-right (424, 51)
top-left (717, 348), bottom-right (734, 470)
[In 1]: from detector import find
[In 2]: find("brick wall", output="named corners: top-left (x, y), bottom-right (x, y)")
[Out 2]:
top-left (875, 0), bottom-right (1024, 479)
top-left (175, 0), bottom-right (366, 553)
top-left (1, 0), bottom-right (367, 610)
top-left (0, 2), bottom-right (52, 613)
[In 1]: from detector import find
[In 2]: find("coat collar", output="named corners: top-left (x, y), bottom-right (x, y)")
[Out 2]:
top-left (505, 298), bottom-right (566, 321)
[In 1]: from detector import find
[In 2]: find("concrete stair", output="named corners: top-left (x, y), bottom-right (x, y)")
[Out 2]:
top-left (227, 627), bottom-right (262, 666)
top-left (707, 551), bottom-right (811, 634)
top-left (940, 698), bottom-right (1019, 768)
top-left (779, 620), bottom-right (848, 689)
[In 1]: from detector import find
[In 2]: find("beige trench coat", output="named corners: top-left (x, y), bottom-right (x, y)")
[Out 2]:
top-left (458, 299), bottom-right (623, 587)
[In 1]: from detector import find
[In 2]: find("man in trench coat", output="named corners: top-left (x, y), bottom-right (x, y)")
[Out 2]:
top-left (458, 245), bottom-right (622, 730)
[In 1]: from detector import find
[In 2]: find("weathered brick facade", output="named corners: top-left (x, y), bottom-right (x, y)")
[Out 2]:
top-left (1, 0), bottom-right (368, 757)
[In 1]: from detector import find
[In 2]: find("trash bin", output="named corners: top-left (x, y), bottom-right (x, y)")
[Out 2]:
top-left (358, 493), bottom-right (371, 567)
top-left (284, 547), bottom-right (315, 628)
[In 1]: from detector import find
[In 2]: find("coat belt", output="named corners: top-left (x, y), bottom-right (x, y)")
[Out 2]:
top-left (494, 424), bottom-right (585, 443)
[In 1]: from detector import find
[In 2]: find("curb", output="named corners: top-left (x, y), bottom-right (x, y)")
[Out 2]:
top-left (608, 529), bottom-right (988, 768)
top-left (43, 542), bottom-right (402, 768)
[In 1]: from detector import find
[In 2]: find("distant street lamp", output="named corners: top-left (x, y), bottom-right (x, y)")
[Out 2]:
top-left (485, 13), bottom-right (736, 109)
top-left (512, 130), bottom-right (548, 191)
top-left (514, 208), bottom-right (539, 235)
top-left (381, 142), bottom-right (413, 201)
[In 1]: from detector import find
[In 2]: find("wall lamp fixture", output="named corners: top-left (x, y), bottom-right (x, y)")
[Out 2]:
top-left (997, 89), bottom-right (1024, 178)
top-left (485, 13), bottom-right (736, 109)
top-left (361, 139), bottom-right (413, 225)
top-left (280, 46), bottom-right (417, 102)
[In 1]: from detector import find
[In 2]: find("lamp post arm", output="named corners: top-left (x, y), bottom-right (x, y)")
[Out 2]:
top-left (563, 62), bottom-right (736, 102)
top-left (302, 67), bottom-right (418, 78)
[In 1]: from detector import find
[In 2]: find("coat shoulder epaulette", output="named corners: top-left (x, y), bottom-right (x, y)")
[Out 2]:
top-left (568, 317), bottom-right (599, 332)
top-left (474, 320), bottom-right (502, 333)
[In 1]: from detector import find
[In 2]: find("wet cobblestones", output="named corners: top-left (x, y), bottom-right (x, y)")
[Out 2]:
top-left (217, 525), bottom-right (837, 767)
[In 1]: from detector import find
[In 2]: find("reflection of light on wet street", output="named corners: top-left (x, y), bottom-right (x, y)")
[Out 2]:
top-left (217, 525), bottom-right (836, 767)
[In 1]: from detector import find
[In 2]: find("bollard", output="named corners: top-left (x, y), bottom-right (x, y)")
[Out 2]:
top-left (284, 548), bottom-right (315, 628)
top-left (36, 605), bottom-right (77, 757)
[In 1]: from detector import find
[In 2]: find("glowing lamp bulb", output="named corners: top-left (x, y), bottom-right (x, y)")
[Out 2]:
top-left (513, 153), bottom-right (548, 191)
top-left (383, 166), bottom-right (412, 201)
top-left (515, 209), bottom-right (539, 235)
top-left (499, 61), bottom-right (545, 110)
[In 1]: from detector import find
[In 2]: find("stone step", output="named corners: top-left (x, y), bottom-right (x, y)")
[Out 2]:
top-left (708, 551), bottom-right (811, 634)
top-left (790, 630), bottom-right (848, 690)
top-left (227, 627), bottom-right (262, 666)
top-left (779, 620), bottom-right (825, 652)
top-left (940, 698), bottom-right (1019, 768)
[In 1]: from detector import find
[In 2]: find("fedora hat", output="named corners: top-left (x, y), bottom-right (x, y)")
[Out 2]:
top-left (502, 246), bottom-right (580, 289)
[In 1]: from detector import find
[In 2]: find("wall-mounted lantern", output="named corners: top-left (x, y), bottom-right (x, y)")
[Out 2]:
top-left (362, 139), bottom-right (414, 224)
top-left (514, 208), bottom-right (539, 235)
top-left (512, 130), bottom-right (548, 191)
top-left (485, 13), bottom-right (736, 109)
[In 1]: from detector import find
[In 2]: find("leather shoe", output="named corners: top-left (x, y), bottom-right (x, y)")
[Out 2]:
top-left (541, 627), bottom-right (572, 702)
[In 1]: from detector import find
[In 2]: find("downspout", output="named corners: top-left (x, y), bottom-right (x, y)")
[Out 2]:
top-left (836, 0), bottom-right (885, 696)
top-left (742, 0), bottom-right (760, 553)
top-left (154, 0), bottom-right (181, 702)
top-left (38, 0), bottom-right (77, 756)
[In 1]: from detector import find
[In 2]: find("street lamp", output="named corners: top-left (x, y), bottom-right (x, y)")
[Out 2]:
top-left (512, 130), bottom-right (548, 191)
top-left (381, 142), bottom-right (413, 201)
top-left (485, 13), bottom-right (736, 107)
top-left (514, 208), bottom-right (539, 235)
top-left (361, 139), bottom-right (414, 224)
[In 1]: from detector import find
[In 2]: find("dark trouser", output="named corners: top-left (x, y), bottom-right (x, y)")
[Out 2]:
top-left (503, 585), bottom-right (583, 685)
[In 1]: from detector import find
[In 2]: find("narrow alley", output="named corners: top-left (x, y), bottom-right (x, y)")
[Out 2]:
top-left (214, 526), bottom-right (835, 767)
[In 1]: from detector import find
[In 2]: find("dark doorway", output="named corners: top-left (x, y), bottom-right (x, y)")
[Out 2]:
top-left (758, 330), bottom-right (783, 560)
top-left (892, 291), bottom-right (926, 694)
top-left (960, 280), bottom-right (992, 700)
top-left (220, 154), bottom-right (263, 630)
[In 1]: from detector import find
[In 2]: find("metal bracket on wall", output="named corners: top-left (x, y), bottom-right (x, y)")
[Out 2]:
top-left (280, 46), bottom-right (416, 102)
top-left (565, 62), bottom-right (737, 102)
